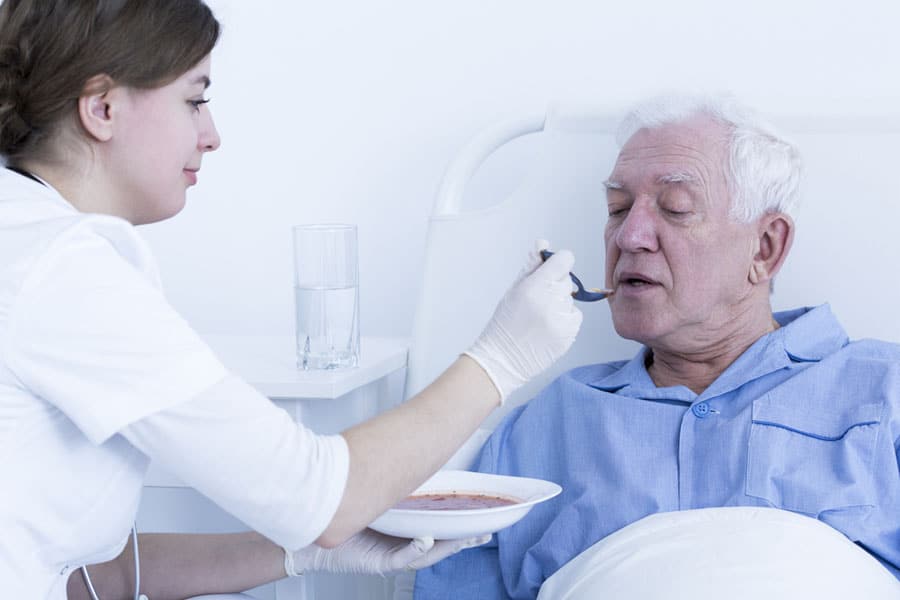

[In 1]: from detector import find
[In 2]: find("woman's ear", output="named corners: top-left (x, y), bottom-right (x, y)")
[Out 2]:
top-left (77, 74), bottom-right (118, 142)
top-left (749, 212), bottom-right (795, 285)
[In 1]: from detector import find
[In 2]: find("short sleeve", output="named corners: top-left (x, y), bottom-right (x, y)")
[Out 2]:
top-left (122, 375), bottom-right (350, 550)
top-left (4, 225), bottom-right (227, 444)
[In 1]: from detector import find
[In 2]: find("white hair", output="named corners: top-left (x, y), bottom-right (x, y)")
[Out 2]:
top-left (615, 94), bottom-right (802, 223)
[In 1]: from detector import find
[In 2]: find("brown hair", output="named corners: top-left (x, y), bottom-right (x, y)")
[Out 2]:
top-left (0, 0), bottom-right (220, 164)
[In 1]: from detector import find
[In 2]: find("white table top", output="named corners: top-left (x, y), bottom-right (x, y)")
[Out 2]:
top-left (201, 335), bottom-right (409, 399)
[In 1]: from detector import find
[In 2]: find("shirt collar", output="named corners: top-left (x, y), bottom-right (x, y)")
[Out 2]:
top-left (777, 303), bottom-right (848, 361)
top-left (586, 304), bottom-right (847, 401)
top-left (1, 166), bottom-right (77, 213)
top-left (587, 347), bottom-right (697, 401)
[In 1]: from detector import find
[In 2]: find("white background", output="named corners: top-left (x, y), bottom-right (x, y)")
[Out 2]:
top-left (141, 0), bottom-right (900, 343)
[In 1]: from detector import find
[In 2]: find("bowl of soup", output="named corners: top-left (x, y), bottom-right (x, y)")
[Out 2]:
top-left (369, 470), bottom-right (562, 540)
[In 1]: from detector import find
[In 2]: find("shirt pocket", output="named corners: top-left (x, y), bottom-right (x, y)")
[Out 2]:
top-left (745, 397), bottom-right (882, 515)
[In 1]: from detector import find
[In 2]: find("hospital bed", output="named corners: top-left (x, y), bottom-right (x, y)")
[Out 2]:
top-left (389, 105), bottom-right (900, 600)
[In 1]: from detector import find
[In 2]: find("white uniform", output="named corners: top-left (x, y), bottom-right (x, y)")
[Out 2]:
top-left (0, 170), bottom-right (349, 598)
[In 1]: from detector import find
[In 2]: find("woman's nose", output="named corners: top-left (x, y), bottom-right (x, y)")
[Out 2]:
top-left (198, 106), bottom-right (221, 152)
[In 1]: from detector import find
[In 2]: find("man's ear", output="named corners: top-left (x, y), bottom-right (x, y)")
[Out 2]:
top-left (77, 74), bottom-right (119, 142)
top-left (749, 212), bottom-right (795, 285)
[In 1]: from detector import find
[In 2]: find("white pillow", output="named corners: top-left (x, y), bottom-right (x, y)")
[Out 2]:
top-left (537, 507), bottom-right (900, 600)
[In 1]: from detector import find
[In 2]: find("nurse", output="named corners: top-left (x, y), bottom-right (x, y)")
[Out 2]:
top-left (0, 1), bottom-right (582, 599)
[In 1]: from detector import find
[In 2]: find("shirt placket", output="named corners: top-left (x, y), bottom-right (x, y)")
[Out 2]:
top-left (678, 394), bottom-right (727, 509)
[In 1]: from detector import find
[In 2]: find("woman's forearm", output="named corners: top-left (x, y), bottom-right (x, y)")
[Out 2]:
top-left (67, 531), bottom-right (285, 600)
top-left (320, 355), bottom-right (499, 546)
top-left (319, 248), bottom-right (582, 547)
top-left (64, 357), bottom-right (498, 599)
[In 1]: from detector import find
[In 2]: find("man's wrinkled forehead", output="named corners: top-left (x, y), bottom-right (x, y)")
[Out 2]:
top-left (606, 117), bottom-right (731, 189)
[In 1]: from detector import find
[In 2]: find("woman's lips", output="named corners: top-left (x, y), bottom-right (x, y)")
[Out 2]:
top-left (183, 169), bottom-right (198, 185)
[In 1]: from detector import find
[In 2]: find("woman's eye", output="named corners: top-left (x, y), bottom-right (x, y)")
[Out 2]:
top-left (189, 98), bottom-right (210, 111)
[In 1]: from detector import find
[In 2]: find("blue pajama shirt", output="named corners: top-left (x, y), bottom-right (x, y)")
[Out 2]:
top-left (415, 304), bottom-right (900, 599)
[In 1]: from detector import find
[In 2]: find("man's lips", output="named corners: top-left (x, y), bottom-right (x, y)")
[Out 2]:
top-left (616, 271), bottom-right (661, 287)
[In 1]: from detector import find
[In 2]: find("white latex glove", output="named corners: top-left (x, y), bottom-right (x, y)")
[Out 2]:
top-left (284, 529), bottom-right (491, 576)
top-left (464, 239), bottom-right (583, 403)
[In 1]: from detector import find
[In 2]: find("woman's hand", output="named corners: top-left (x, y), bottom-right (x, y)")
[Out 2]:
top-left (285, 529), bottom-right (490, 576)
top-left (465, 240), bottom-right (583, 402)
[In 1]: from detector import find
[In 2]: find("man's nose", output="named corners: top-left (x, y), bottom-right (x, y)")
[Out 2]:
top-left (614, 201), bottom-right (660, 252)
top-left (198, 106), bottom-right (221, 152)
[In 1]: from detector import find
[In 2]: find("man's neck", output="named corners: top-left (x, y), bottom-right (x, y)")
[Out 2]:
top-left (646, 302), bottom-right (780, 395)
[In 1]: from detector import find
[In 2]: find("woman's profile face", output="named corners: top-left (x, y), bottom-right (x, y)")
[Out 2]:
top-left (104, 55), bottom-right (220, 225)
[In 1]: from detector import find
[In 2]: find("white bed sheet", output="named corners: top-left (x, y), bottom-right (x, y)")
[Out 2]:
top-left (537, 507), bottom-right (900, 600)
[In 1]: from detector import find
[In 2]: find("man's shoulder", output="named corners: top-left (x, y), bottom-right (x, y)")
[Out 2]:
top-left (785, 304), bottom-right (900, 363)
top-left (807, 338), bottom-right (900, 405)
top-left (838, 338), bottom-right (900, 364)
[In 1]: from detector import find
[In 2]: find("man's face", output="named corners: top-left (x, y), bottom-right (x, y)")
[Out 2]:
top-left (604, 116), bottom-right (759, 351)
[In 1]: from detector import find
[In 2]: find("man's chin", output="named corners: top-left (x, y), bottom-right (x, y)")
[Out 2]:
top-left (610, 313), bottom-right (663, 347)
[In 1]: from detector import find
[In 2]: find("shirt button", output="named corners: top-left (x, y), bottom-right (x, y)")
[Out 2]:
top-left (692, 402), bottom-right (711, 418)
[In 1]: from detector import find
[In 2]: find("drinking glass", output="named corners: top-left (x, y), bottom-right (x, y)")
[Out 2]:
top-left (292, 224), bottom-right (360, 369)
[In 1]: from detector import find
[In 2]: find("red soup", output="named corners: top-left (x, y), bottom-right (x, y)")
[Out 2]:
top-left (395, 492), bottom-right (520, 510)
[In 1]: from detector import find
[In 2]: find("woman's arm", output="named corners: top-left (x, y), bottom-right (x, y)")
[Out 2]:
top-left (322, 248), bottom-right (581, 545)
top-left (118, 247), bottom-right (578, 558)
top-left (326, 355), bottom-right (499, 545)
top-left (67, 531), bottom-right (284, 600)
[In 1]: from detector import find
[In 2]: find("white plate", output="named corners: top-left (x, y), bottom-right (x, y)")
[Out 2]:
top-left (369, 470), bottom-right (562, 540)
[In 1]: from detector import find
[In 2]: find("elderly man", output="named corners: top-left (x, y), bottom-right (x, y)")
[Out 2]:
top-left (413, 95), bottom-right (900, 599)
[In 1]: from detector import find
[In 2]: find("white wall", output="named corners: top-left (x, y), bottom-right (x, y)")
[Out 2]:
top-left (140, 0), bottom-right (900, 341)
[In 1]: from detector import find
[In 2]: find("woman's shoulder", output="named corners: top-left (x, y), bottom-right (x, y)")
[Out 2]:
top-left (0, 171), bottom-right (154, 274)
top-left (44, 213), bottom-right (156, 276)
top-left (2, 205), bottom-right (159, 294)
top-left (0, 212), bottom-right (163, 346)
